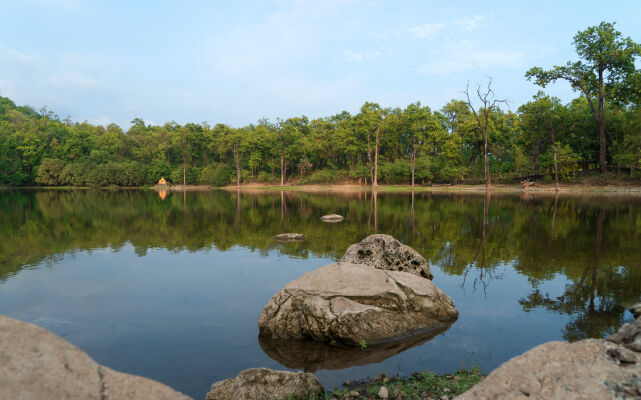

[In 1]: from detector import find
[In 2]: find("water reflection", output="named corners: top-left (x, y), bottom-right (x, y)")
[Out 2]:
top-left (259, 323), bottom-right (452, 372)
top-left (1, 188), bottom-right (641, 395)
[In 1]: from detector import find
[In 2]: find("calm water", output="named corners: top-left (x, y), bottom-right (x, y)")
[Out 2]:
top-left (1, 189), bottom-right (640, 398)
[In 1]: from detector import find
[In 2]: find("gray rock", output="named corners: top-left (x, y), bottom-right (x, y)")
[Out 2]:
top-left (272, 233), bottom-right (305, 242)
top-left (206, 368), bottom-right (322, 400)
top-left (455, 318), bottom-right (641, 400)
top-left (629, 302), bottom-right (641, 319)
top-left (258, 262), bottom-right (457, 345)
top-left (0, 314), bottom-right (190, 400)
top-left (320, 214), bottom-right (344, 222)
top-left (341, 234), bottom-right (433, 280)
top-left (378, 386), bottom-right (389, 399)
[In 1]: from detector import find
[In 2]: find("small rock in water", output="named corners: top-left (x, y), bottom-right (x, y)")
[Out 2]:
top-left (378, 386), bottom-right (389, 399)
top-left (320, 214), bottom-right (344, 222)
top-left (272, 233), bottom-right (305, 242)
top-left (343, 380), bottom-right (350, 386)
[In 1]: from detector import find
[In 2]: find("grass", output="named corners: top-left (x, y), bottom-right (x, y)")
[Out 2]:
top-left (286, 367), bottom-right (484, 400)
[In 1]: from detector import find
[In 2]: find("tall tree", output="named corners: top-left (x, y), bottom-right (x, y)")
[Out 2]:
top-left (462, 79), bottom-right (507, 188)
top-left (526, 22), bottom-right (641, 173)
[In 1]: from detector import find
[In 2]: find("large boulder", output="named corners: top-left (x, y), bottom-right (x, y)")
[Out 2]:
top-left (455, 318), bottom-right (641, 400)
top-left (341, 234), bottom-right (433, 279)
top-left (629, 302), bottom-right (641, 319)
top-left (258, 262), bottom-right (457, 345)
top-left (206, 368), bottom-right (322, 400)
top-left (0, 314), bottom-right (190, 400)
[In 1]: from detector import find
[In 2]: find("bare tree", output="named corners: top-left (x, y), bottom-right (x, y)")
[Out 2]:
top-left (462, 78), bottom-right (508, 189)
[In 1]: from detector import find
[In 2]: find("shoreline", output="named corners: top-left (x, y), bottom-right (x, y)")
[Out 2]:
top-left (6, 182), bottom-right (641, 196)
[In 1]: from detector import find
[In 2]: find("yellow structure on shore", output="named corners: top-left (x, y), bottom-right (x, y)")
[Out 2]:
top-left (158, 177), bottom-right (167, 185)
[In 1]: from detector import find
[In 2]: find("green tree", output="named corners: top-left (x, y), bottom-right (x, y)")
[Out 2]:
top-left (526, 22), bottom-right (641, 173)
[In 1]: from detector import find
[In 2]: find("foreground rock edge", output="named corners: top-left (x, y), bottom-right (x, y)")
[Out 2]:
top-left (0, 314), bottom-right (190, 400)
top-left (206, 368), bottom-right (322, 400)
top-left (455, 316), bottom-right (641, 400)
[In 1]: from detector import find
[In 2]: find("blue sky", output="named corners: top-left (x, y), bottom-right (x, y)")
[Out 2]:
top-left (1, 0), bottom-right (640, 128)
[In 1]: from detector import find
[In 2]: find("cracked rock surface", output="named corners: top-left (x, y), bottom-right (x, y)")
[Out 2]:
top-left (206, 368), bottom-right (322, 400)
top-left (0, 314), bottom-right (190, 400)
top-left (341, 234), bottom-right (433, 280)
top-left (258, 262), bottom-right (457, 345)
top-left (455, 317), bottom-right (641, 400)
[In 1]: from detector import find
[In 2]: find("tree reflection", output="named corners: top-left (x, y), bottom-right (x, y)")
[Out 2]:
top-left (1, 189), bottom-right (640, 339)
top-left (519, 208), bottom-right (631, 341)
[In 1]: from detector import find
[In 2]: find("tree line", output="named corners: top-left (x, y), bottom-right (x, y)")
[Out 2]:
top-left (1, 22), bottom-right (639, 188)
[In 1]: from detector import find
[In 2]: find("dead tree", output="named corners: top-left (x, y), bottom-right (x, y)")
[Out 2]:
top-left (462, 78), bottom-right (508, 189)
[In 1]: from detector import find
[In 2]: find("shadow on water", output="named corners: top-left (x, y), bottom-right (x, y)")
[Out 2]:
top-left (259, 323), bottom-right (453, 372)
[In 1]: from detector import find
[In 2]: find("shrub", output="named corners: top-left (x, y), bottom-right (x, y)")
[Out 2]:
top-left (147, 161), bottom-right (172, 185)
top-left (200, 164), bottom-right (234, 187)
top-left (171, 166), bottom-right (200, 185)
top-left (257, 171), bottom-right (272, 183)
top-left (300, 169), bottom-right (347, 184)
top-left (36, 158), bottom-right (65, 185)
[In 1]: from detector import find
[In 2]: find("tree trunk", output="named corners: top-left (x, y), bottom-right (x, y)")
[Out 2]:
top-left (233, 144), bottom-right (241, 189)
top-left (411, 143), bottom-right (416, 190)
top-left (598, 69), bottom-right (607, 173)
top-left (373, 126), bottom-right (380, 187)
top-left (182, 147), bottom-right (186, 186)
top-left (483, 126), bottom-right (490, 188)
top-left (549, 116), bottom-right (559, 191)
top-left (366, 132), bottom-right (374, 188)
top-left (279, 131), bottom-right (285, 185)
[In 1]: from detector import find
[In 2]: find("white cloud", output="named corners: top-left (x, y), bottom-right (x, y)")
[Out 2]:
top-left (340, 49), bottom-right (381, 63)
top-left (418, 40), bottom-right (527, 75)
top-left (90, 115), bottom-right (111, 126)
top-left (455, 14), bottom-right (487, 31)
top-left (409, 23), bottom-right (446, 40)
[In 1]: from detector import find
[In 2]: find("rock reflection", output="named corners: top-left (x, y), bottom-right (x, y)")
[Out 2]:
top-left (259, 323), bottom-right (452, 372)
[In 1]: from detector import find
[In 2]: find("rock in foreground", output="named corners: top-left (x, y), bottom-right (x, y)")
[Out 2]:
top-left (272, 233), bottom-right (305, 242)
top-left (455, 318), bottom-right (641, 400)
top-left (320, 214), bottom-right (344, 222)
top-left (206, 368), bottom-right (322, 400)
top-left (341, 234), bottom-right (433, 279)
top-left (258, 262), bottom-right (457, 345)
top-left (0, 314), bottom-right (190, 400)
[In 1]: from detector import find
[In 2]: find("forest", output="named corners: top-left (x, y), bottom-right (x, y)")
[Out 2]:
top-left (1, 22), bottom-right (640, 188)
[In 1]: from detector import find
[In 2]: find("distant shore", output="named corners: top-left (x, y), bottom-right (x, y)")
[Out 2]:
top-left (6, 181), bottom-right (641, 195)
top-left (170, 182), bottom-right (641, 195)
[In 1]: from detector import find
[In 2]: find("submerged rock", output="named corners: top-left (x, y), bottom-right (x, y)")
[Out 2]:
top-left (341, 234), bottom-right (433, 279)
top-left (629, 302), bottom-right (641, 319)
top-left (258, 262), bottom-right (457, 345)
top-left (259, 323), bottom-right (452, 372)
top-left (206, 368), bottom-right (322, 400)
top-left (272, 233), bottom-right (305, 242)
top-left (0, 314), bottom-right (190, 400)
top-left (455, 318), bottom-right (641, 400)
top-left (320, 214), bottom-right (344, 222)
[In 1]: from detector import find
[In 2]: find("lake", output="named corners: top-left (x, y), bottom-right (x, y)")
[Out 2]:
top-left (1, 188), bottom-right (640, 398)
